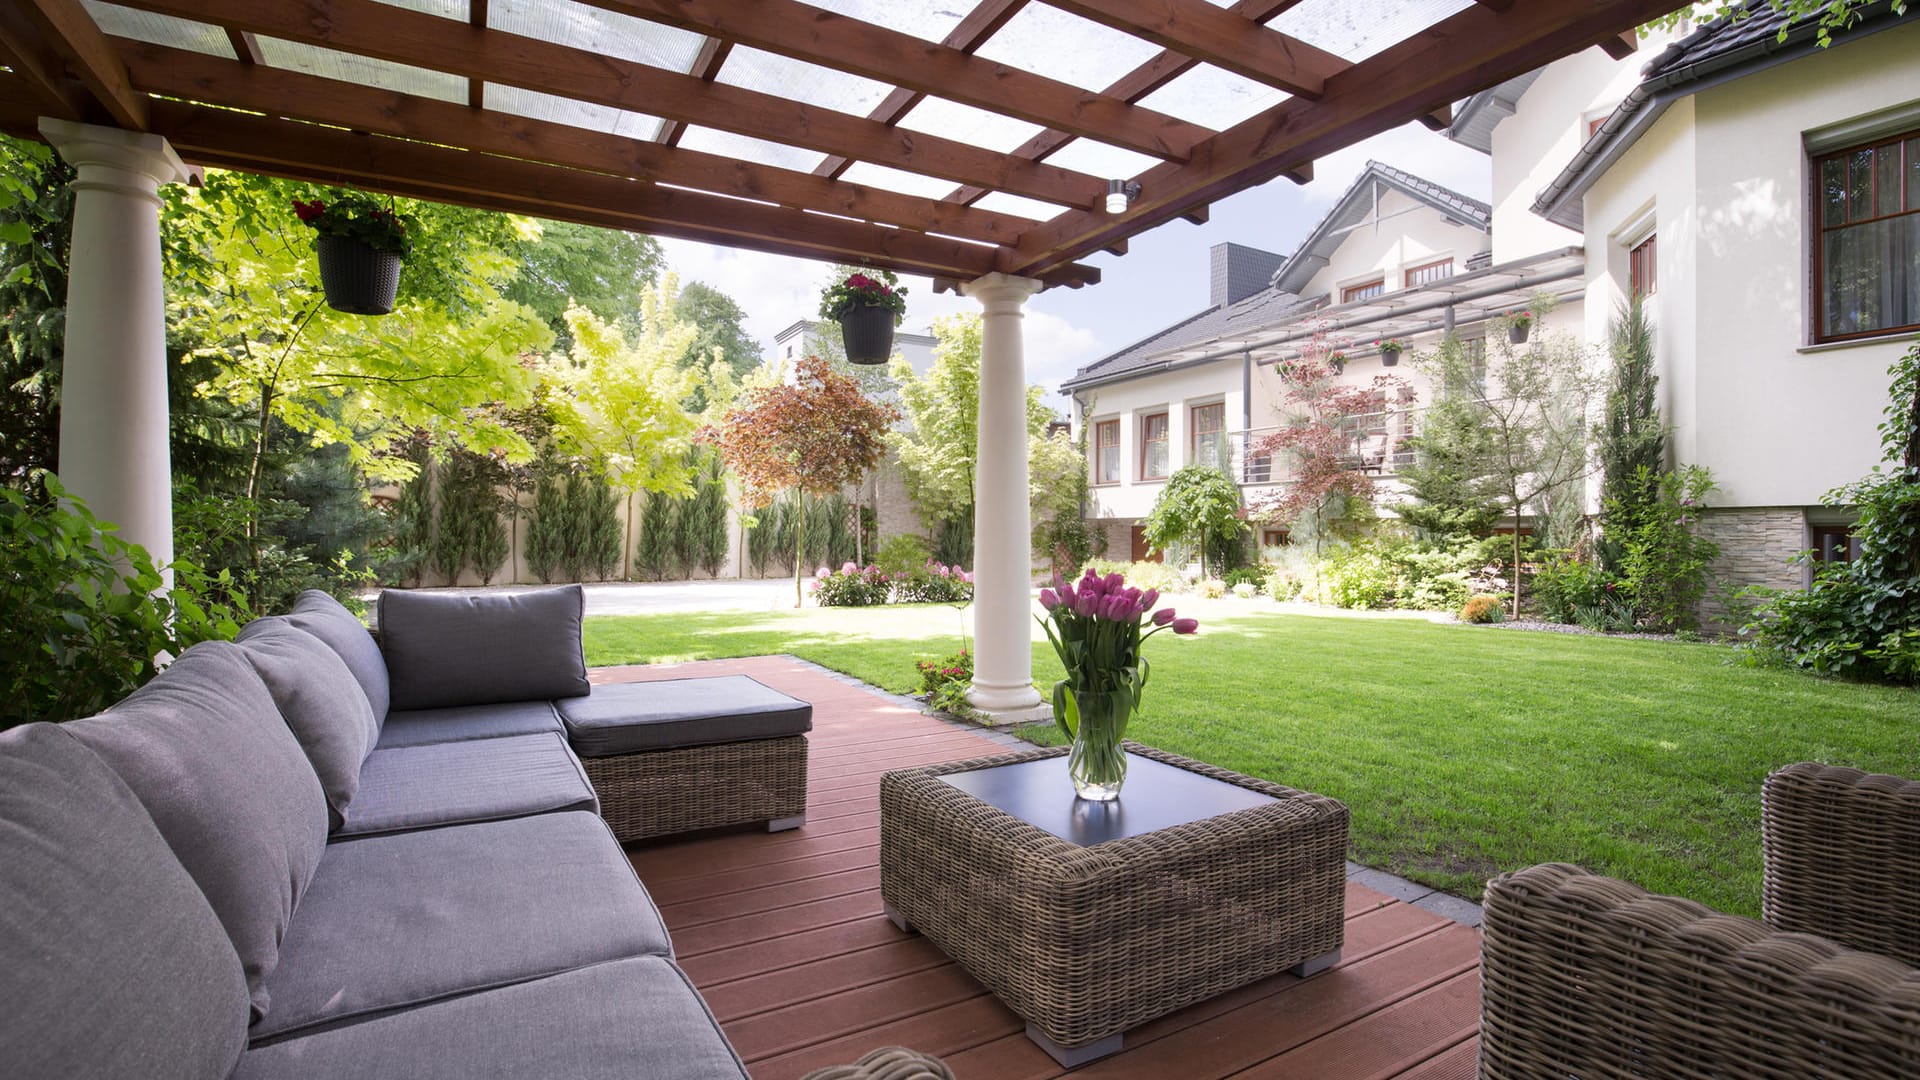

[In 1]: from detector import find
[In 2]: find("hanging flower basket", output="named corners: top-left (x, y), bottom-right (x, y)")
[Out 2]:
top-left (838, 305), bottom-right (896, 365)
top-left (820, 269), bottom-right (908, 365)
top-left (315, 236), bottom-right (403, 316)
top-left (1508, 310), bottom-right (1534, 344)
top-left (1377, 338), bottom-right (1405, 367)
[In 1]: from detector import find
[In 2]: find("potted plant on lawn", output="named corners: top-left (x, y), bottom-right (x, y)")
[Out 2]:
top-left (1376, 338), bottom-right (1405, 366)
top-left (293, 193), bottom-right (414, 316)
top-left (820, 269), bottom-right (908, 365)
top-left (1507, 309), bottom-right (1534, 344)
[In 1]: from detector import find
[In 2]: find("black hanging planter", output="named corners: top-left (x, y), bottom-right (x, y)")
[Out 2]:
top-left (839, 305), bottom-right (896, 365)
top-left (316, 235), bottom-right (403, 316)
top-left (1509, 323), bottom-right (1531, 345)
top-left (1380, 349), bottom-right (1401, 367)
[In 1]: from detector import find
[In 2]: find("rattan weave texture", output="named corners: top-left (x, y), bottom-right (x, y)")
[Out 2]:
top-left (1763, 761), bottom-right (1920, 967)
top-left (580, 734), bottom-right (807, 843)
top-left (797, 1046), bottom-right (953, 1080)
top-left (1480, 862), bottom-right (1920, 1079)
top-left (879, 742), bottom-right (1348, 1050)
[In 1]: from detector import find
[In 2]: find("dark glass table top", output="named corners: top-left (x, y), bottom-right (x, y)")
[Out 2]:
top-left (937, 752), bottom-right (1278, 847)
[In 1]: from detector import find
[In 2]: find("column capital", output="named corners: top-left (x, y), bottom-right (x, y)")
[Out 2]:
top-left (39, 118), bottom-right (189, 206)
top-left (960, 272), bottom-right (1043, 311)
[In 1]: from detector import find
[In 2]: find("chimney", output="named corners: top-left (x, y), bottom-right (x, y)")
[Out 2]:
top-left (1209, 242), bottom-right (1287, 307)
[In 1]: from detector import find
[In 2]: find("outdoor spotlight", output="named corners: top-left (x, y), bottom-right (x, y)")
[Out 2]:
top-left (1105, 179), bottom-right (1142, 214)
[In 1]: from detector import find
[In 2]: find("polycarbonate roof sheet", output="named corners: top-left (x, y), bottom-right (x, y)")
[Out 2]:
top-left (896, 97), bottom-right (1046, 155)
top-left (82, 0), bottom-right (234, 59)
top-left (1041, 139), bottom-right (1162, 183)
top-left (969, 191), bottom-right (1073, 222)
top-left (715, 46), bottom-right (896, 117)
top-left (1136, 63), bottom-right (1286, 131)
top-left (486, 83), bottom-right (665, 141)
top-left (973, 4), bottom-right (1165, 91)
top-left (256, 37), bottom-right (467, 104)
top-left (809, 0), bottom-right (967, 44)
top-left (675, 126), bottom-right (827, 174)
top-left (369, 0), bottom-right (467, 20)
top-left (837, 162), bottom-right (961, 201)
top-left (1268, 0), bottom-right (1475, 63)
top-left (488, 0), bottom-right (705, 72)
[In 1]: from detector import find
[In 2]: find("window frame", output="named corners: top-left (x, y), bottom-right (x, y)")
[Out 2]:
top-left (1139, 410), bottom-right (1170, 481)
top-left (1189, 401), bottom-right (1226, 470)
top-left (1811, 127), bottom-right (1920, 343)
top-left (1403, 257), bottom-right (1454, 289)
top-left (1629, 233), bottom-right (1657, 297)
top-left (1092, 418), bottom-right (1121, 486)
top-left (1342, 278), bottom-right (1386, 303)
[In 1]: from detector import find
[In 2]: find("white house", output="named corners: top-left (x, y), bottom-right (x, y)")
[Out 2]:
top-left (768, 319), bottom-right (939, 379)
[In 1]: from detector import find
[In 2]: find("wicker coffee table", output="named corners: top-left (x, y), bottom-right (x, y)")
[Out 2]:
top-left (879, 743), bottom-right (1348, 1067)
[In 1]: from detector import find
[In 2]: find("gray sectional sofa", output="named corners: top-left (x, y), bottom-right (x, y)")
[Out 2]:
top-left (0, 585), bottom-right (750, 1079)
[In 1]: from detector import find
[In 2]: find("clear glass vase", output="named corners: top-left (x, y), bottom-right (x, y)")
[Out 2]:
top-left (1066, 688), bottom-right (1130, 801)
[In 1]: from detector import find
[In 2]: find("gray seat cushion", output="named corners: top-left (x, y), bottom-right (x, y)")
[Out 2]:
top-left (377, 585), bottom-right (589, 711)
top-left (244, 590), bottom-right (390, 727)
top-left (237, 955), bottom-right (748, 1079)
top-left (254, 812), bottom-right (673, 1040)
top-left (338, 731), bottom-right (596, 837)
top-left (376, 700), bottom-right (564, 750)
top-left (558, 676), bottom-right (814, 757)
top-left (239, 620), bottom-right (380, 831)
top-left (64, 641), bottom-right (329, 1022)
top-left (0, 723), bottom-right (252, 1080)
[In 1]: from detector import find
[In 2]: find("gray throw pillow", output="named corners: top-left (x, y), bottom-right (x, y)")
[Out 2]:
top-left (378, 585), bottom-right (590, 711)
top-left (65, 640), bottom-right (330, 1023)
top-left (0, 722), bottom-right (251, 1080)
top-left (245, 590), bottom-right (390, 725)
top-left (239, 620), bottom-right (379, 831)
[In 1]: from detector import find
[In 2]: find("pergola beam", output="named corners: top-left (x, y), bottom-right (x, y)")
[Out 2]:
top-left (118, 42), bottom-right (1037, 246)
top-left (16, 0), bottom-right (148, 128)
top-left (0, 7), bottom-right (87, 121)
top-left (1045, 0), bottom-right (1348, 100)
top-left (581, 0), bottom-right (1211, 161)
top-left (116, 0), bottom-right (1107, 210)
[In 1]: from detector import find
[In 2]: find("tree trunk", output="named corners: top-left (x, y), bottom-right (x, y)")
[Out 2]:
top-left (793, 493), bottom-right (806, 609)
top-left (1511, 523), bottom-right (1524, 620)
top-left (623, 491), bottom-right (635, 582)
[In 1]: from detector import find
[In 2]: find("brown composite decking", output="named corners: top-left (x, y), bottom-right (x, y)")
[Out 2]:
top-left (595, 656), bottom-right (1481, 1080)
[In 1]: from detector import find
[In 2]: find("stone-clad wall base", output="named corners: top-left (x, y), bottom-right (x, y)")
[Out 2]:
top-left (1698, 507), bottom-right (1809, 631)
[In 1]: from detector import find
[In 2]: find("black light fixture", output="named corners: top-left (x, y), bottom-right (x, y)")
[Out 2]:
top-left (1105, 179), bottom-right (1142, 214)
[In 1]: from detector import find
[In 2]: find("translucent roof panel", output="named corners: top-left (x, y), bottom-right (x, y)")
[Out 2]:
top-left (1135, 64), bottom-right (1286, 131)
top-left (676, 126), bottom-right (827, 174)
top-left (716, 46), bottom-right (895, 117)
top-left (1041, 139), bottom-right (1162, 183)
top-left (487, 84), bottom-right (665, 141)
top-left (1268, 0), bottom-right (1475, 63)
top-left (969, 191), bottom-right (1072, 222)
top-left (369, 0), bottom-right (467, 20)
top-left (837, 162), bottom-right (961, 201)
top-left (488, 0), bottom-right (706, 72)
top-left (82, 1), bottom-right (234, 59)
top-left (801, 0), bottom-right (967, 44)
top-left (896, 97), bottom-right (1045, 155)
top-left (974, 5), bottom-right (1164, 91)
top-left (256, 37), bottom-right (466, 104)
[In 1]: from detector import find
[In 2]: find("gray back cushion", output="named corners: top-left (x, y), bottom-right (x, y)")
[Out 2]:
top-left (254, 590), bottom-right (390, 725)
top-left (0, 722), bottom-right (250, 1079)
top-left (378, 585), bottom-right (590, 711)
top-left (65, 640), bottom-right (330, 1023)
top-left (238, 620), bottom-right (379, 831)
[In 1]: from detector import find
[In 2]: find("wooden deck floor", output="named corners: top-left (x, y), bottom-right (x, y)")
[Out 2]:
top-left (596, 657), bottom-right (1481, 1080)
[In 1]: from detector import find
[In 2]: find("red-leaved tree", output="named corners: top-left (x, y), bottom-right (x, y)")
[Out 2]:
top-left (704, 355), bottom-right (899, 606)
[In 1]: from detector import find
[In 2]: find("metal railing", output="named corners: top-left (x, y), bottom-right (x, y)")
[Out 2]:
top-left (1227, 405), bottom-right (1425, 486)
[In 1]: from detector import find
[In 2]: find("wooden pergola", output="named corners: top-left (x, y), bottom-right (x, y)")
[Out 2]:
top-left (0, 0), bottom-right (1667, 719)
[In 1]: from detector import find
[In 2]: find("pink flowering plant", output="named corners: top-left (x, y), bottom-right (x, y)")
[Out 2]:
top-left (895, 559), bottom-right (974, 603)
top-left (812, 561), bottom-right (891, 607)
top-left (291, 192), bottom-right (414, 256)
top-left (819, 268), bottom-right (908, 325)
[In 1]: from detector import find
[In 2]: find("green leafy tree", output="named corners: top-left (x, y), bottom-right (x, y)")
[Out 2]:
top-left (503, 218), bottom-right (662, 338)
top-left (1141, 466), bottom-right (1247, 579)
top-left (1645, 1), bottom-right (1908, 49)
top-left (0, 136), bottom-right (70, 484)
top-left (674, 282), bottom-right (761, 403)
top-left (1397, 336), bottom-right (1503, 539)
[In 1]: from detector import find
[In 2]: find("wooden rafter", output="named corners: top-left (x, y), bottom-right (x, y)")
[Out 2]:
top-left (657, 34), bottom-right (729, 147)
top-left (116, 41), bottom-right (1037, 246)
top-left (115, 0), bottom-right (1108, 210)
top-left (16, 0), bottom-right (148, 128)
top-left (0, 5), bottom-right (87, 121)
top-left (1045, 0), bottom-right (1348, 100)
top-left (465, 0), bottom-right (487, 108)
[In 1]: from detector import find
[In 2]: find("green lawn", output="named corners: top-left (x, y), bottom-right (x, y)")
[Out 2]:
top-left (584, 605), bottom-right (1918, 915)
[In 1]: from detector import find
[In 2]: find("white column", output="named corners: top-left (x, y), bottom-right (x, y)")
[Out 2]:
top-left (39, 119), bottom-right (189, 580)
top-left (961, 271), bottom-right (1048, 723)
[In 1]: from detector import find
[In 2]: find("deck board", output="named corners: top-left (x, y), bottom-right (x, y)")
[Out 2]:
top-left (600, 657), bottom-right (1481, 1080)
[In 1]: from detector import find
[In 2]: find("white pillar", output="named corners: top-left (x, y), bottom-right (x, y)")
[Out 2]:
top-left (39, 119), bottom-right (189, 579)
top-left (961, 272), bottom-right (1048, 723)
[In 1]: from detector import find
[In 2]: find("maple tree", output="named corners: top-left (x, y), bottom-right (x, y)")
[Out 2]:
top-left (705, 355), bottom-right (898, 606)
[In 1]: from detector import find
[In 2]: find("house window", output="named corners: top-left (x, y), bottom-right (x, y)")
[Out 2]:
top-left (1093, 420), bottom-right (1120, 485)
top-left (1809, 524), bottom-right (1862, 563)
top-left (1140, 411), bottom-right (1169, 480)
top-left (1261, 528), bottom-right (1290, 548)
top-left (1404, 258), bottom-right (1453, 288)
top-left (1587, 116), bottom-right (1606, 139)
top-left (1190, 402), bottom-right (1225, 470)
top-left (1462, 335), bottom-right (1489, 395)
top-left (1815, 130), bottom-right (1920, 341)
top-left (1343, 279), bottom-right (1385, 303)
top-left (1629, 234), bottom-right (1657, 297)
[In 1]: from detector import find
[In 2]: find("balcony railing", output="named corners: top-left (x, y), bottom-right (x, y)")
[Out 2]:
top-left (1225, 405), bottom-right (1425, 486)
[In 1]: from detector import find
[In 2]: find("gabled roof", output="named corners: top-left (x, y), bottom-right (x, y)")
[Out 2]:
top-left (1447, 71), bottom-right (1545, 155)
top-left (1269, 161), bottom-right (1491, 294)
top-left (1532, 3), bottom-right (1915, 229)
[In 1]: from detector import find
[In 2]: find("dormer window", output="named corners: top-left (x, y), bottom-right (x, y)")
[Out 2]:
top-left (1342, 279), bottom-right (1385, 303)
top-left (1405, 258), bottom-right (1454, 288)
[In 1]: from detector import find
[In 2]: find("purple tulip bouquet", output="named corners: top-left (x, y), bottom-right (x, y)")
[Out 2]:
top-left (1038, 569), bottom-right (1197, 800)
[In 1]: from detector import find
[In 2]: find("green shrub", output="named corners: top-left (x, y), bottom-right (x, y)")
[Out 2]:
top-left (915, 648), bottom-right (972, 695)
top-left (1533, 554), bottom-right (1617, 624)
top-left (1460, 594), bottom-right (1504, 623)
top-left (1263, 565), bottom-right (1305, 600)
top-left (1198, 578), bottom-right (1226, 599)
top-left (1612, 465), bottom-right (1719, 632)
top-left (1083, 558), bottom-right (1186, 595)
top-left (1222, 567), bottom-right (1265, 591)
top-left (873, 533), bottom-right (933, 577)
top-left (1321, 548), bottom-right (1398, 609)
top-left (1231, 582), bottom-right (1258, 599)
top-left (811, 562), bottom-right (892, 606)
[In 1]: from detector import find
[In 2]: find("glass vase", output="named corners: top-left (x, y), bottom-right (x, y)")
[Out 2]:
top-left (1066, 688), bottom-right (1130, 801)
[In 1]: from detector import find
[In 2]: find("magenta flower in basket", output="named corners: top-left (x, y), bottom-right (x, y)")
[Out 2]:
top-left (1037, 568), bottom-right (1197, 800)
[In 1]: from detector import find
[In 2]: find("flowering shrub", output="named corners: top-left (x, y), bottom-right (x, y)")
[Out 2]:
top-left (1198, 579), bottom-right (1226, 599)
top-left (916, 648), bottom-right (972, 694)
top-left (894, 560), bottom-right (974, 603)
top-left (1232, 582), bottom-right (1258, 599)
top-left (1459, 594), bottom-right (1504, 623)
top-left (812, 562), bottom-right (891, 606)
top-left (291, 192), bottom-right (414, 256)
top-left (1082, 558), bottom-right (1185, 596)
top-left (818, 268), bottom-right (908, 323)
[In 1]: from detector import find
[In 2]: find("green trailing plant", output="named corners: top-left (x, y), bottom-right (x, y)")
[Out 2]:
top-left (1140, 465), bottom-right (1246, 579)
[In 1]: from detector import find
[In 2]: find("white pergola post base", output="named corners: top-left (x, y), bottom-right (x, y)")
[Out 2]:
top-left (961, 271), bottom-right (1049, 726)
top-left (39, 118), bottom-right (189, 584)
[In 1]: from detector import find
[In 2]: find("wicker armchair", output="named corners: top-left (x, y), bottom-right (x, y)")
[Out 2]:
top-left (1479, 762), bottom-right (1920, 1078)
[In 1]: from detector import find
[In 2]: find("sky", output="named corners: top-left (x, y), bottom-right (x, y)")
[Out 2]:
top-left (656, 120), bottom-right (1490, 404)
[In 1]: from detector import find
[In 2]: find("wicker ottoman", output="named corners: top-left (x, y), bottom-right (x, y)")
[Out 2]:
top-left (880, 742), bottom-right (1348, 1067)
top-left (557, 676), bottom-right (811, 842)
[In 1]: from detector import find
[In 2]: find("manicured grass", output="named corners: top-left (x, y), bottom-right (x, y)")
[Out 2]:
top-left (584, 605), bottom-right (1918, 915)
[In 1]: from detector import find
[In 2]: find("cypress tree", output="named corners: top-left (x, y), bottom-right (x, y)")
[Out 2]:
top-left (691, 451), bottom-right (730, 577)
top-left (1597, 295), bottom-right (1669, 572)
top-left (636, 490), bottom-right (676, 581)
top-left (525, 463), bottom-right (566, 583)
top-left (1395, 336), bottom-right (1503, 539)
